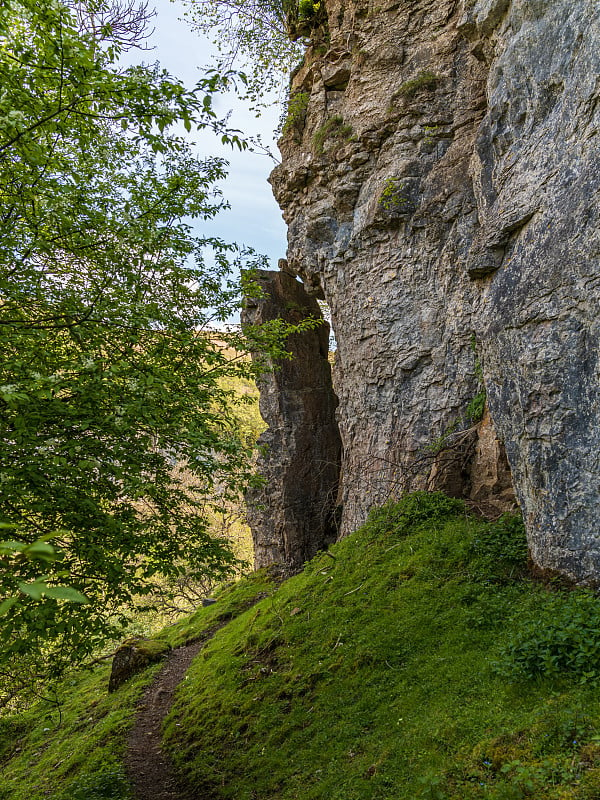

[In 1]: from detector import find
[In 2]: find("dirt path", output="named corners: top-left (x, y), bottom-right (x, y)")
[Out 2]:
top-left (125, 594), bottom-right (269, 800)
top-left (125, 631), bottom-right (219, 800)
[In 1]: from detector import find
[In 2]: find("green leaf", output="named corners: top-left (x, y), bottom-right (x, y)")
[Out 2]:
top-left (0, 596), bottom-right (19, 615)
top-left (0, 539), bottom-right (26, 553)
top-left (0, 0), bottom-right (285, 699)
top-left (39, 531), bottom-right (64, 542)
top-left (42, 586), bottom-right (89, 604)
top-left (18, 581), bottom-right (46, 600)
top-left (24, 541), bottom-right (57, 560)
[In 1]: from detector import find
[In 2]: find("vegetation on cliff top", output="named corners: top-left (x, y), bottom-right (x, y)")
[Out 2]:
top-left (183, 0), bottom-right (327, 108)
top-left (4, 493), bottom-right (600, 800)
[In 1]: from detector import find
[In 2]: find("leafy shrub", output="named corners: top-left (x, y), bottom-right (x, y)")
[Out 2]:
top-left (469, 515), bottom-right (528, 582)
top-left (298, 0), bottom-right (321, 20)
top-left (497, 591), bottom-right (600, 681)
top-left (366, 491), bottom-right (466, 536)
top-left (281, 90), bottom-right (310, 136)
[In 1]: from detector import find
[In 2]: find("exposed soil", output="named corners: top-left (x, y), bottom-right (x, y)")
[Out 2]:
top-left (125, 596), bottom-right (269, 800)
top-left (125, 628), bottom-right (222, 800)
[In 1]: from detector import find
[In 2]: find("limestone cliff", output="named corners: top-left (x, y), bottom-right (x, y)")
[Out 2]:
top-left (248, 0), bottom-right (600, 584)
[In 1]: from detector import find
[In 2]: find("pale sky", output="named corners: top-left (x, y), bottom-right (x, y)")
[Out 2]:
top-left (128, 0), bottom-right (288, 266)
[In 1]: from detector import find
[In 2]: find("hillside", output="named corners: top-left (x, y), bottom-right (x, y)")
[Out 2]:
top-left (3, 494), bottom-right (600, 800)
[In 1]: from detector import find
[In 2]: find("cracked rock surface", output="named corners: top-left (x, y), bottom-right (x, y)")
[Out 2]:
top-left (257, 0), bottom-right (599, 583)
top-left (469, 0), bottom-right (600, 581)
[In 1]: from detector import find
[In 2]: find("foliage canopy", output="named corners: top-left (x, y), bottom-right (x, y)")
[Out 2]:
top-left (0, 0), bottom-right (294, 699)
top-left (182, 0), bottom-right (309, 108)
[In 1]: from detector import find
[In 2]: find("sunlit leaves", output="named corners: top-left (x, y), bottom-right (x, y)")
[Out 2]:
top-left (183, 0), bottom-right (303, 109)
top-left (0, 0), bottom-right (294, 695)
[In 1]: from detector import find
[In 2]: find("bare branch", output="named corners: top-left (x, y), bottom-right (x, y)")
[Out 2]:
top-left (66, 0), bottom-right (157, 50)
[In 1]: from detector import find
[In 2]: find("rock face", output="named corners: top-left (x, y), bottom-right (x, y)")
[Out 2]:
top-left (242, 269), bottom-right (341, 572)
top-left (271, 0), bottom-right (503, 533)
top-left (465, 0), bottom-right (600, 582)
top-left (253, 0), bottom-right (600, 583)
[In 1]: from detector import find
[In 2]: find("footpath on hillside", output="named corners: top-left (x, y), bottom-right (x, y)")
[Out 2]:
top-left (125, 588), bottom-right (270, 800)
top-left (125, 612), bottom-right (237, 800)
top-left (126, 637), bottom-right (208, 800)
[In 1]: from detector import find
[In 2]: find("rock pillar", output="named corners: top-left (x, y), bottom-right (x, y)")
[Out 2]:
top-left (242, 269), bottom-right (341, 572)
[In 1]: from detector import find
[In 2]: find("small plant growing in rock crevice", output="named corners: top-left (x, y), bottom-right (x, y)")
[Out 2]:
top-left (395, 70), bottom-right (440, 99)
top-left (466, 334), bottom-right (486, 423)
top-left (422, 124), bottom-right (441, 145)
top-left (466, 389), bottom-right (486, 423)
top-left (423, 420), bottom-right (459, 455)
top-left (379, 177), bottom-right (408, 210)
top-left (311, 114), bottom-right (353, 154)
top-left (281, 90), bottom-right (310, 137)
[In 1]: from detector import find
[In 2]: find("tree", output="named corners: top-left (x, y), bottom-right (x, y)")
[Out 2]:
top-left (181, 0), bottom-right (305, 109)
top-left (0, 0), bottom-right (293, 702)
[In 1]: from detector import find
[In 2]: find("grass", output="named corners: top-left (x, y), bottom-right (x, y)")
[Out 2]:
top-left (396, 70), bottom-right (440, 98)
top-left (0, 570), bottom-right (277, 800)
top-left (162, 494), bottom-right (600, 800)
top-left (5, 494), bottom-right (600, 799)
top-left (0, 662), bottom-right (152, 800)
top-left (312, 115), bottom-right (353, 154)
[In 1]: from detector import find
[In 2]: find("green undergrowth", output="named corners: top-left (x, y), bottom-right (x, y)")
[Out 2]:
top-left (5, 494), bottom-right (600, 800)
top-left (162, 494), bottom-right (600, 800)
top-left (0, 662), bottom-right (152, 800)
top-left (0, 570), bottom-right (277, 800)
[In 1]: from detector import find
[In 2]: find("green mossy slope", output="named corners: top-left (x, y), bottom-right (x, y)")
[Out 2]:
top-left (0, 570), bottom-right (276, 800)
top-left (163, 494), bottom-right (600, 800)
top-left (4, 493), bottom-right (600, 800)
